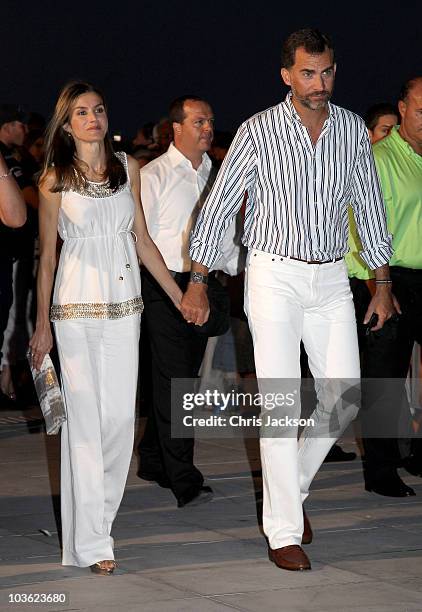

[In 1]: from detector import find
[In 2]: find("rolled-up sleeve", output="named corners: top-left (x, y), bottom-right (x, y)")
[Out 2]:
top-left (190, 122), bottom-right (256, 268)
top-left (350, 130), bottom-right (393, 269)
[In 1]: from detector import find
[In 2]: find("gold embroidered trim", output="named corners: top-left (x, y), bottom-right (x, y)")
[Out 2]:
top-left (73, 179), bottom-right (127, 199)
top-left (50, 296), bottom-right (144, 321)
top-left (70, 151), bottom-right (128, 199)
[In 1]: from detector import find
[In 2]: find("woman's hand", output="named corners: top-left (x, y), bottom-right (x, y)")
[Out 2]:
top-left (29, 325), bottom-right (53, 371)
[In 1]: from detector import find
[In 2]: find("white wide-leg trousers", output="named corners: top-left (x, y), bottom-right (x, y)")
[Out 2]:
top-left (244, 250), bottom-right (360, 549)
top-left (54, 314), bottom-right (140, 567)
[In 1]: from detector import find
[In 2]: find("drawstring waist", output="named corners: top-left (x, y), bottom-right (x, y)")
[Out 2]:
top-left (63, 231), bottom-right (138, 281)
top-left (117, 231), bottom-right (137, 280)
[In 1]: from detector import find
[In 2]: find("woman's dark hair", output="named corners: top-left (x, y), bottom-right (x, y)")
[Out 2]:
top-left (281, 28), bottom-right (334, 69)
top-left (364, 103), bottom-right (398, 130)
top-left (41, 81), bottom-right (126, 192)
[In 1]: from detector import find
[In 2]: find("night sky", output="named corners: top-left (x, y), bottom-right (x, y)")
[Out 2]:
top-left (2, 1), bottom-right (421, 138)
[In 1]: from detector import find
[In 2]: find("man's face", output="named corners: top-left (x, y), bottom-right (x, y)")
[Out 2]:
top-left (399, 80), bottom-right (422, 147)
top-left (7, 120), bottom-right (27, 146)
top-left (281, 47), bottom-right (336, 111)
top-left (369, 114), bottom-right (398, 144)
top-left (174, 101), bottom-right (214, 153)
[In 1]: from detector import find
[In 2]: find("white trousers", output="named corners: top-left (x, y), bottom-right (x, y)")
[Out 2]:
top-left (54, 314), bottom-right (141, 567)
top-left (244, 250), bottom-right (360, 549)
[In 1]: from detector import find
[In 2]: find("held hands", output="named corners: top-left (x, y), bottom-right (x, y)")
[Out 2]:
top-left (363, 286), bottom-right (401, 332)
top-left (180, 283), bottom-right (210, 326)
top-left (28, 325), bottom-right (53, 371)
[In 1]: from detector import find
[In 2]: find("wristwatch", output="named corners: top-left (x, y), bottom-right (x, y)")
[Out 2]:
top-left (189, 271), bottom-right (208, 285)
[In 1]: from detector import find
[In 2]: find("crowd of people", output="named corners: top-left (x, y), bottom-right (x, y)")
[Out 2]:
top-left (0, 27), bottom-right (421, 575)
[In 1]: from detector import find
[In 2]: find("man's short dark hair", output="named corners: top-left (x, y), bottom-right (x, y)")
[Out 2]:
top-left (398, 77), bottom-right (422, 103)
top-left (169, 95), bottom-right (209, 124)
top-left (281, 28), bottom-right (334, 69)
top-left (364, 103), bottom-right (398, 130)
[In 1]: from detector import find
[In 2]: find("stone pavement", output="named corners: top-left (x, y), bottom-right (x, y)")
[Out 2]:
top-left (1, 406), bottom-right (422, 612)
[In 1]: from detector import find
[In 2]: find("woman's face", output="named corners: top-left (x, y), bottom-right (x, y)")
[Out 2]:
top-left (65, 92), bottom-right (108, 144)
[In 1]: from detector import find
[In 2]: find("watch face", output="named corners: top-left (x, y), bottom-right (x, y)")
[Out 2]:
top-left (190, 272), bottom-right (208, 284)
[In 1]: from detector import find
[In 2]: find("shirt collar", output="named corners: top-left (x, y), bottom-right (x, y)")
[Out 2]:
top-left (390, 125), bottom-right (420, 159)
top-left (167, 142), bottom-right (211, 173)
top-left (283, 91), bottom-right (335, 128)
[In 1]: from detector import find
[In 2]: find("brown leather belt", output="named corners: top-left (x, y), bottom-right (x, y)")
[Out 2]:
top-left (288, 256), bottom-right (343, 265)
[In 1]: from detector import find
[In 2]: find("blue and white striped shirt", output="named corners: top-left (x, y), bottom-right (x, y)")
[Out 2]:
top-left (190, 93), bottom-right (393, 269)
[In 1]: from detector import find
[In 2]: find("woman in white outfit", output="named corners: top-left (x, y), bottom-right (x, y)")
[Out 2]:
top-left (29, 82), bottom-right (182, 575)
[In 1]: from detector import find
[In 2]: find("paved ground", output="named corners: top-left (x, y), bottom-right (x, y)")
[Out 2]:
top-left (1, 405), bottom-right (422, 612)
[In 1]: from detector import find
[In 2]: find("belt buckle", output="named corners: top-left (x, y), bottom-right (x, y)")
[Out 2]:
top-left (309, 256), bottom-right (341, 265)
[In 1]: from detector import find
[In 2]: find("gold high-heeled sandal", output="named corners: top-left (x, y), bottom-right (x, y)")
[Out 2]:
top-left (90, 560), bottom-right (117, 575)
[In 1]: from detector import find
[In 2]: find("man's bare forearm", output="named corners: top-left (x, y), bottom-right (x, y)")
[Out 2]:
top-left (374, 263), bottom-right (391, 282)
top-left (191, 261), bottom-right (210, 275)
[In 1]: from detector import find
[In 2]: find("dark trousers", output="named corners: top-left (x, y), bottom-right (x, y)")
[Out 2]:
top-left (0, 259), bottom-right (14, 364)
top-left (138, 269), bottom-right (208, 500)
top-left (358, 268), bottom-right (422, 480)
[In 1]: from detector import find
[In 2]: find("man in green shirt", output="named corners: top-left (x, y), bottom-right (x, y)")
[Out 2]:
top-left (362, 77), bottom-right (422, 497)
top-left (344, 104), bottom-right (398, 464)
top-left (346, 102), bottom-right (398, 284)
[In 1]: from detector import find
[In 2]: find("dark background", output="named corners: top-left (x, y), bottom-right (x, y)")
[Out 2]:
top-left (1, 1), bottom-right (421, 138)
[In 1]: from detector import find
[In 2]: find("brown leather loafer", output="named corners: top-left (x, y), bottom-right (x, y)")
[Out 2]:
top-left (269, 545), bottom-right (311, 571)
top-left (302, 508), bottom-right (313, 545)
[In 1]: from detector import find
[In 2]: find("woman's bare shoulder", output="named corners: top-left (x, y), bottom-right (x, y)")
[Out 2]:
top-left (39, 168), bottom-right (58, 193)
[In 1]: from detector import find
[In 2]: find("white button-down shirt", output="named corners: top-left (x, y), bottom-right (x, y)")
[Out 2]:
top-left (141, 143), bottom-right (241, 274)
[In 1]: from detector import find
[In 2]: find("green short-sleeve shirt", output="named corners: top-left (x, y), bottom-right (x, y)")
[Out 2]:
top-left (373, 127), bottom-right (422, 269)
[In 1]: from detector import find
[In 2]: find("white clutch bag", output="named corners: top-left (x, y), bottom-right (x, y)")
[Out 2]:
top-left (27, 352), bottom-right (66, 435)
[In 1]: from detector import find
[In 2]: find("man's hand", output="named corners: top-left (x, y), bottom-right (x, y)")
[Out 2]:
top-left (180, 283), bottom-right (210, 326)
top-left (363, 286), bottom-right (401, 331)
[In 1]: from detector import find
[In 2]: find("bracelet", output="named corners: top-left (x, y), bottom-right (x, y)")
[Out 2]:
top-left (0, 168), bottom-right (12, 180)
top-left (375, 279), bottom-right (392, 284)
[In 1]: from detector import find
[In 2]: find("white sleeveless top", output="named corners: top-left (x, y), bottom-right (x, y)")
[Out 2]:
top-left (50, 152), bottom-right (143, 321)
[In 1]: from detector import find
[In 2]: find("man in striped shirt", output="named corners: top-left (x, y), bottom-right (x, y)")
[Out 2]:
top-left (181, 28), bottom-right (398, 571)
